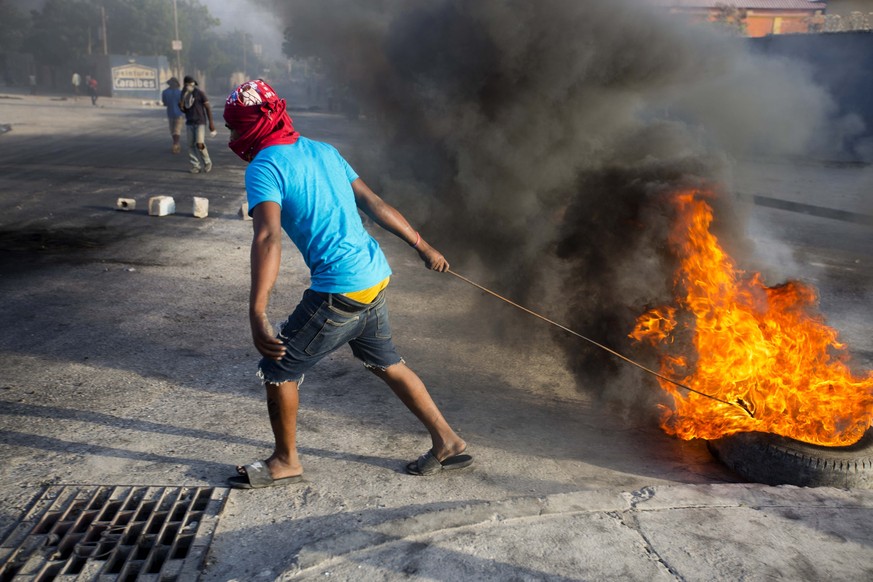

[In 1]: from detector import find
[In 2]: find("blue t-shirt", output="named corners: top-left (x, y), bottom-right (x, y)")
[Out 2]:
top-left (246, 137), bottom-right (392, 293)
top-left (161, 87), bottom-right (183, 118)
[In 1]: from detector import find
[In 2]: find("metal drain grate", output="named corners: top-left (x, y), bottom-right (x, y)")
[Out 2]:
top-left (0, 485), bottom-right (227, 581)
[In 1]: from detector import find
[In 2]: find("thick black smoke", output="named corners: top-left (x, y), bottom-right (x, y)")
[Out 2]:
top-left (276, 0), bottom-right (847, 411)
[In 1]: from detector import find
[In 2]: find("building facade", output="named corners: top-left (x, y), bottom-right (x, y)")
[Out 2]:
top-left (658, 0), bottom-right (828, 36)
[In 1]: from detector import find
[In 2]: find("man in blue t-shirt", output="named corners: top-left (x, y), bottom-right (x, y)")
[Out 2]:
top-left (161, 77), bottom-right (184, 154)
top-left (223, 79), bottom-right (472, 489)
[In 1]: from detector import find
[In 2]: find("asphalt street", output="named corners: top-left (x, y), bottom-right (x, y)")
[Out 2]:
top-left (0, 91), bottom-right (871, 581)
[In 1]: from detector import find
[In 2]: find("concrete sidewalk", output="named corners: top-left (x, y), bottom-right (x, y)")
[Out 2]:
top-left (255, 484), bottom-right (873, 580)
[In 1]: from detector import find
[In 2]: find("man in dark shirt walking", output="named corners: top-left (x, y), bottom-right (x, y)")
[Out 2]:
top-left (179, 75), bottom-right (216, 173)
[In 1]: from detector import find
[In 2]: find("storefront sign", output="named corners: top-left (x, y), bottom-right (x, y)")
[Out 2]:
top-left (112, 63), bottom-right (158, 91)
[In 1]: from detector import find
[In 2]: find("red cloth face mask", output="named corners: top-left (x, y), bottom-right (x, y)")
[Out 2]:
top-left (224, 79), bottom-right (299, 161)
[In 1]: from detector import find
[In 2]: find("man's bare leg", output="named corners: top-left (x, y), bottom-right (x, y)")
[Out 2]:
top-left (262, 380), bottom-right (304, 479)
top-left (370, 362), bottom-right (466, 461)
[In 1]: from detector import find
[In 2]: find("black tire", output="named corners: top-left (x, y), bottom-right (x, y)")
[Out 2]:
top-left (707, 428), bottom-right (873, 489)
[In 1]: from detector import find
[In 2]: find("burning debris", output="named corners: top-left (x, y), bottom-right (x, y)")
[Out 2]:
top-left (631, 191), bottom-right (873, 447)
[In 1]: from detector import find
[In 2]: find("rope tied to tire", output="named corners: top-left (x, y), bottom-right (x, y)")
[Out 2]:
top-left (446, 269), bottom-right (755, 418)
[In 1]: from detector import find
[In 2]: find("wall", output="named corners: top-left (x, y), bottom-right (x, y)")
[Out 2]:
top-left (826, 0), bottom-right (873, 17)
top-left (109, 55), bottom-right (171, 101)
top-left (744, 11), bottom-right (819, 37)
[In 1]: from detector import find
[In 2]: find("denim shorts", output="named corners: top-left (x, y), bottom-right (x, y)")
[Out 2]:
top-left (257, 288), bottom-right (403, 385)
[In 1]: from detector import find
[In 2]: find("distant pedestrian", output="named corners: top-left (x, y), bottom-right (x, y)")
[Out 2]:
top-left (161, 77), bottom-right (184, 154)
top-left (179, 75), bottom-right (215, 173)
top-left (28, 74), bottom-right (36, 95)
top-left (71, 72), bottom-right (81, 100)
top-left (87, 76), bottom-right (98, 106)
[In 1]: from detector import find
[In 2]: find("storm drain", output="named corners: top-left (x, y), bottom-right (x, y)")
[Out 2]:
top-left (0, 485), bottom-right (227, 581)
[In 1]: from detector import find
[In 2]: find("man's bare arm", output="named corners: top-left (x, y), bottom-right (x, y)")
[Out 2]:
top-left (351, 178), bottom-right (449, 272)
top-left (250, 202), bottom-right (286, 359)
top-left (204, 100), bottom-right (216, 132)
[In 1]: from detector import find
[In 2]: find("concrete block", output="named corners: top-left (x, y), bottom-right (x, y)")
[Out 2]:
top-left (239, 202), bottom-right (252, 221)
top-left (116, 198), bottom-right (136, 211)
top-left (148, 196), bottom-right (176, 217)
top-left (192, 196), bottom-right (209, 218)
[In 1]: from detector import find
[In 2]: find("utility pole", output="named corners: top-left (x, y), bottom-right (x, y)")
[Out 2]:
top-left (101, 6), bottom-right (108, 55)
top-left (172, 0), bottom-right (183, 77)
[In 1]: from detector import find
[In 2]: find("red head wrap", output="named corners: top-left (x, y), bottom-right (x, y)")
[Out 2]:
top-left (224, 79), bottom-right (299, 161)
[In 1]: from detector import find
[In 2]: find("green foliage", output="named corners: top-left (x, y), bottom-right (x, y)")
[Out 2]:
top-left (18, 0), bottom-right (267, 86)
top-left (712, 4), bottom-right (748, 36)
top-left (23, 0), bottom-right (98, 66)
top-left (183, 1), bottom-right (227, 74)
top-left (0, 2), bottom-right (32, 54)
top-left (98, 0), bottom-right (176, 56)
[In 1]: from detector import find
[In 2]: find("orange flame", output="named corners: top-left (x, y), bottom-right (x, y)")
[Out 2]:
top-left (630, 190), bottom-right (873, 445)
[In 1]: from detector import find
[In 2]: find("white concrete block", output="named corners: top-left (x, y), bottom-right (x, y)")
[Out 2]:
top-left (148, 196), bottom-right (176, 217)
top-left (116, 198), bottom-right (136, 211)
top-left (192, 196), bottom-right (209, 218)
top-left (239, 202), bottom-right (252, 221)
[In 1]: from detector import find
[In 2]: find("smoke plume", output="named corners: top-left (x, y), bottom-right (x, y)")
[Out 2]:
top-left (203, 0), bottom-right (285, 60)
top-left (276, 0), bottom-right (848, 411)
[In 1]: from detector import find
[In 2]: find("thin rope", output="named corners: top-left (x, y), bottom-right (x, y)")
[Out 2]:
top-left (446, 269), bottom-right (754, 417)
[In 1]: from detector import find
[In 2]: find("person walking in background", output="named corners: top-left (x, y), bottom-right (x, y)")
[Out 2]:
top-left (222, 79), bottom-right (472, 489)
top-left (87, 76), bottom-right (98, 106)
top-left (71, 72), bottom-right (81, 100)
top-left (161, 77), bottom-right (184, 154)
top-left (179, 75), bottom-right (215, 173)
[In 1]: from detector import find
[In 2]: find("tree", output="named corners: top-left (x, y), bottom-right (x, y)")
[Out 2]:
top-left (0, 2), bottom-right (32, 54)
top-left (23, 0), bottom-right (98, 66)
top-left (98, 0), bottom-right (177, 57)
top-left (19, 0), bottom-right (265, 90)
top-left (712, 4), bottom-right (747, 36)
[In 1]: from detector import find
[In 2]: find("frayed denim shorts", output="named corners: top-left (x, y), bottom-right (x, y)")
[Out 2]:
top-left (257, 288), bottom-right (402, 385)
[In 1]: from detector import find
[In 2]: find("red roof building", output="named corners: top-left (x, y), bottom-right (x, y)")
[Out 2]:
top-left (655, 0), bottom-right (828, 36)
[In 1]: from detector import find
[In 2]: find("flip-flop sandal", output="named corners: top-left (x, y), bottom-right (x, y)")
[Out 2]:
top-left (406, 451), bottom-right (474, 476)
top-left (228, 461), bottom-right (304, 489)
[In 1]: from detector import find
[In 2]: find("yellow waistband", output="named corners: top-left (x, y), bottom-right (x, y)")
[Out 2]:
top-left (341, 277), bottom-right (390, 304)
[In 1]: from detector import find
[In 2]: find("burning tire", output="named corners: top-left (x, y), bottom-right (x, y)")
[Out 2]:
top-left (707, 428), bottom-right (873, 489)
